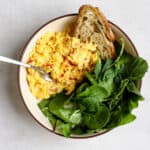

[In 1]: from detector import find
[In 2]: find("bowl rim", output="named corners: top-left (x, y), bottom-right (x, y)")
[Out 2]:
top-left (18, 13), bottom-right (139, 139)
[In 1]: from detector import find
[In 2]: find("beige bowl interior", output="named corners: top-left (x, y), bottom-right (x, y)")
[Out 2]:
top-left (19, 14), bottom-right (138, 138)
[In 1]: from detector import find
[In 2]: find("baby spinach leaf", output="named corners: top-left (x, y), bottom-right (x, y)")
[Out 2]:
top-left (62, 123), bottom-right (72, 137)
top-left (100, 58), bottom-right (113, 78)
top-left (116, 90), bottom-right (138, 126)
top-left (85, 73), bottom-right (97, 85)
top-left (42, 108), bottom-right (51, 117)
top-left (47, 113), bottom-right (57, 127)
top-left (98, 78), bottom-right (115, 98)
top-left (115, 53), bottom-right (133, 73)
top-left (128, 57), bottom-right (148, 80)
top-left (100, 38), bottom-right (125, 79)
top-left (49, 107), bottom-right (81, 125)
top-left (109, 79), bottom-right (129, 110)
top-left (114, 64), bottom-right (126, 85)
top-left (98, 66), bottom-right (116, 97)
top-left (115, 79), bottom-right (129, 98)
top-left (83, 104), bottom-right (110, 129)
top-left (72, 126), bottom-right (84, 135)
top-left (55, 120), bottom-right (71, 137)
top-left (51, 108), bottom-right (72, 122)
top-left (119, 114), bottom-right (136, 125)
top-left (79, 97), bottom-right (100, 112)
top-left (118, 97), bottom-right (136, 126)
top-left (38, 99), bottom-right (50, 110)
top-left (38, 99), bottom-right (57, 128)
top-left (127, 81), bottom-right (144, 102)
top-left (69, 110), bottom-right (82, 124)
top-left (38, 99), bottom-right (51, 117)
top-left (76, 82), bottom-right (89, 94)
top-left (48, 92), bottom-right (69, 109)
top-left (128, 95), bottom-right (140, 112)
top-left (48, 92), bottom-right (81, 124)
top-left (76, 84), bottom-right (109, 112)
top-left (102, 66), bottom-right (116, 80)
top-left (127, 81), bottom-right (141, 96)
top-left (39, 107), bottom-right (49, 117)
top-left (105, 107), bottom-right (121, 129)
top-left (106, 94), bottom-right (136, 129)
top-left (76, 85), bottom-right (109, 99)
top-left (114, 38), bottom-right (125, 64)
top-left (94, 58), bottom-right (101, 79)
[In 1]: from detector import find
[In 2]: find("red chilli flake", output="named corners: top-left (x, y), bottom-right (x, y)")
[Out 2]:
top-left (69, 77), bottom-right (74, 80)
top-left (90, 63), bottom-right (94, 68)
top-left (62, 55), bottom-right (67, 60)
top-left (60, 74), bottom-right (64, 77)
top-left (71, 48), bottom-right (75, 54)
top-left (68, 60), bottom-right (76, 66)
top-left (27, 59), bottom-right (33, 64)
top-left (44, 64), bottom-right (54, 68)
top-left (55, 78), bottom-right (59, 82)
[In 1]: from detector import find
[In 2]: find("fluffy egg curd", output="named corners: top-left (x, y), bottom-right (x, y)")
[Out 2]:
top-left (26, 32), bottom-right (98, 99)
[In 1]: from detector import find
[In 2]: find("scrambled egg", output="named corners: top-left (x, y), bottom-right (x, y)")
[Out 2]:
top-left (27, 32), bottom-right (98, 99)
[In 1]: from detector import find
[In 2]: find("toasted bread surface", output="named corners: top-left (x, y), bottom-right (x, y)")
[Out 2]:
top-left (72, 5), bottom-right (115, 59)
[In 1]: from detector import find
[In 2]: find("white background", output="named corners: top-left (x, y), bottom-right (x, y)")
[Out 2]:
top-left (0, 0), bottom-right (150, 150)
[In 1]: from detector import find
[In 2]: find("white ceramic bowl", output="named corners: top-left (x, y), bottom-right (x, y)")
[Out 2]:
top-left (18, 14), bottom-right (138, 138)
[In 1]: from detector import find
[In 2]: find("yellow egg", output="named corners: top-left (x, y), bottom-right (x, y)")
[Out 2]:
top-left (26, 32), bottom-right (98, 100)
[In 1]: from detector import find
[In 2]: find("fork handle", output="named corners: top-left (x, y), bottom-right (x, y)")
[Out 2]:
top-left (0, 56), bottom-right (30, 68)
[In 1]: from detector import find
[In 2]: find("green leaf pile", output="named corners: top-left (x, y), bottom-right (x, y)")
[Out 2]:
top-left (38, 40), bottom-right (148, 137)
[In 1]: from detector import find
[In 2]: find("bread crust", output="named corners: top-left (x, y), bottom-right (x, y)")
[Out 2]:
top-left (72, 5), bottom-right (115, 59)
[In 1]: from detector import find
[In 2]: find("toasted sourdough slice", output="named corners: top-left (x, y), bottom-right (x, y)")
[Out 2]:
top-left (72, 5), bottom-right (115, 60)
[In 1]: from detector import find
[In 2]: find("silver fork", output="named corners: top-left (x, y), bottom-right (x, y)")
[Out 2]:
top-left (0, 56), bottom-right (52, 82)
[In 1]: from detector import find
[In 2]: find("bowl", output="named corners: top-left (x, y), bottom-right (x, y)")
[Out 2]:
top-left (18, 14), bottom-right (138, 138)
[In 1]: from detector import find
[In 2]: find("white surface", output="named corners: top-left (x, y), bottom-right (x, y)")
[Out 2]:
top-left (0, 0), bottom-right (149, 149)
